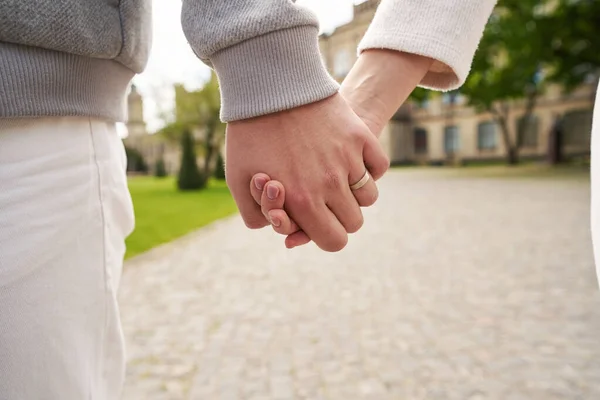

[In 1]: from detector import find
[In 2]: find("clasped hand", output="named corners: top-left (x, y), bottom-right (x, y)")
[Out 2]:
top-left (225, 93), bottom-right (388, 251)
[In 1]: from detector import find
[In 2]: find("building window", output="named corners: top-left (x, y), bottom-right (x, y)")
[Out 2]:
top-left (563, 109), bottom-right (593, 147)
top-left (444, 126), bottom-right (460, 154)
top-left (477, 121), bottom-right (497, 150)
top-left (413, 127), bottom-right (428, 154)
top-left (442, 91), bottom-right (460, 105)
top-left (517, 115), bottom-right (539, 148)
top-left (333, 49), bottom-right (352, 78)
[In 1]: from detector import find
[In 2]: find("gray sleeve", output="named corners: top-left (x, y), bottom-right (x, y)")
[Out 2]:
top-left (181, 0), bottom-right (339, 122)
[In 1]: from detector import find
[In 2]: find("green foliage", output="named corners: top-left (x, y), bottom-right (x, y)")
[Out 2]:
top-left (214, 151), bottom-right (226, 180)
top-left (463, 0), bottom-right (546, 111)
top-left (158, 120), bottom-right (189, 144)
top-left (409, 87), bottom-right (432, 104)
top-left (175, 73), bottom-right (222, 127)
top-left (125, 146), bottom-right (149, 174)
top-left (458, 0), bottom-right (600, 164)
top-left (161, 73), bottom-right (224, 143)
top-left (464, 0), bottom-right (600, 107)
top-left (160, 73), bottom-right (225, 179)
top-left (177, 130), bottom-right (206, 190)
top-left (154, 157), bottom-right (167, 178)
top-left (544, 0), bottom-right (600, 90)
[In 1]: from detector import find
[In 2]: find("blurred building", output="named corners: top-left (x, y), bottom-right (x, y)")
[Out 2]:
top-left (124, 85), bottom-right (180, 174)
top-left (319, 0), bottom-right (596, 164)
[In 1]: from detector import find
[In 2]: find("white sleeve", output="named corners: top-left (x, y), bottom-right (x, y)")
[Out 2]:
top-left (359, 0), bottom-right (497, 91)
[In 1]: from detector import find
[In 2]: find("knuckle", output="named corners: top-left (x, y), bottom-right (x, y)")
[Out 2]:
top-left (358, 183), bottom-right (379, 207)
top-left (289, 191), bottom-right (315, 211)
top-left (325, 235), bottom-right (348, 252)
top-left (317, 233), bottom-right (348, 252)
top-left (360, 189), bottom-right (379, 207)
top-left (330, 142), bottom-right (348, 164)
top-left (273, 225), bottom-right (289, 236)
top-left (382, 154), bottom-right (391, 171)
top-left (260, 192), bottom-right (272, 207)
top-left (370, 155), bottom-right (390, 180)
top-left (378, 154), bottom-right (391, 171)
top-left (323, 168), bottom-right (343, 191)
top-left (346, 214), bottom-right (364, 234)
top-left (243, 215), bottom-right (267, 229)
top-left (280, 227), bottom-right (297, 236)
top-left (349, 127), bottom-right (368, 145)
top-left (260, 201), bottom-right (272, 215)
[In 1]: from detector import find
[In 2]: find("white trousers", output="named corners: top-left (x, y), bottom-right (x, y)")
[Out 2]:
top-left (592, 82), bottom-right (600, 287)
top-left (0, 118), bottom-right (133, 399)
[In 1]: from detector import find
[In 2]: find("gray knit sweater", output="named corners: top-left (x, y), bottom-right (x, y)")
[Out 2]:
top-left (0, 0), bottom-right (495, 123)
top-left (0, 0), bottom-right (337, 122)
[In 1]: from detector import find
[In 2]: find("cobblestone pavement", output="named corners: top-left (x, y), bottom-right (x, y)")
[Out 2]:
top-left (119, 170), bottom-right (600, 400)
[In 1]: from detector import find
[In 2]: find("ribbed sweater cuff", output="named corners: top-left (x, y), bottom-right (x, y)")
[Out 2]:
top-left (0, 43), bottom-right (134, 121)
top-left (360, 32), bottom-right (466, 90)
top-left (359, 0), bottom-right (496, 91)
top-left (211, 26), bottom-right (339, 122)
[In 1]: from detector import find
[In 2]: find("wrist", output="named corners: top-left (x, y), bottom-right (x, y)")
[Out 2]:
top-left (340, 49), bottom-right (433, 136)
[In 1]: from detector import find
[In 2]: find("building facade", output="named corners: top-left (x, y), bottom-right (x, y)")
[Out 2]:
top-left (124, 85), bottom-right (181, 174)
top-left (319, 0), bottom-right (596, 164)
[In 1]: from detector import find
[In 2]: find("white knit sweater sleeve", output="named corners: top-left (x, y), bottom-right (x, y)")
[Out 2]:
top-left (359, 0), bottom-right (497, 91)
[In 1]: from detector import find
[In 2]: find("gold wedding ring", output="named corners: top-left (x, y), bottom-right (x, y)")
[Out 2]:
top-left (349, 170), bottom-right (370, 191)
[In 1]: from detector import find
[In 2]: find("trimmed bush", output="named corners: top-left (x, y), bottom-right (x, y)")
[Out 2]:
top-left (177, 130), bottom-right (206, 190)
top-left (154, 158), bottom-right (167, 178)
top-left (214, 152), bottom-right (226, 180)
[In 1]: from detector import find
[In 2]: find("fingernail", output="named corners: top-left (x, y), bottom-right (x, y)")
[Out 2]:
top-left (270, 215), bottom-right (281, 227)
top-left (255, 177), bottom-right (266, 190)
top-left (267, 185), bottom-right (279, 200)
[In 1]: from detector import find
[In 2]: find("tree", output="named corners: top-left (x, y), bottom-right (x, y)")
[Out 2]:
top-left (159, 73), bottom-right (225, 185)
top-left (544, 0), bottom-right (600, 91)
top-left (460, 0), bottom-right (600, 164)
top-left (214, 151), bottom-right (226, 180)
top-left (409, 87), bottom-right (431, 104)
top-left (177, 130), bottom-right (205, 190)
top-left (154, 157), bottom-right (167, 178)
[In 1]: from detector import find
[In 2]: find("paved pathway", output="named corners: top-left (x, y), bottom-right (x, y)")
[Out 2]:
top-left (119, 169), bottom-right (600, 400)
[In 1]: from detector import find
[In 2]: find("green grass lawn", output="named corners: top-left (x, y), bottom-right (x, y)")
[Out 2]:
top-left (125, 177), bottom-right (238, 259)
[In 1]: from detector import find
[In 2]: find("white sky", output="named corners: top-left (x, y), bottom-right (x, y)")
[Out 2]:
top-left (133, 0), bottom-right (357, 132)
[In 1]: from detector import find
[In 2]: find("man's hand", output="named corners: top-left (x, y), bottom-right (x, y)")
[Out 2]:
top-left (226, 94), bottom-right (389, 252)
